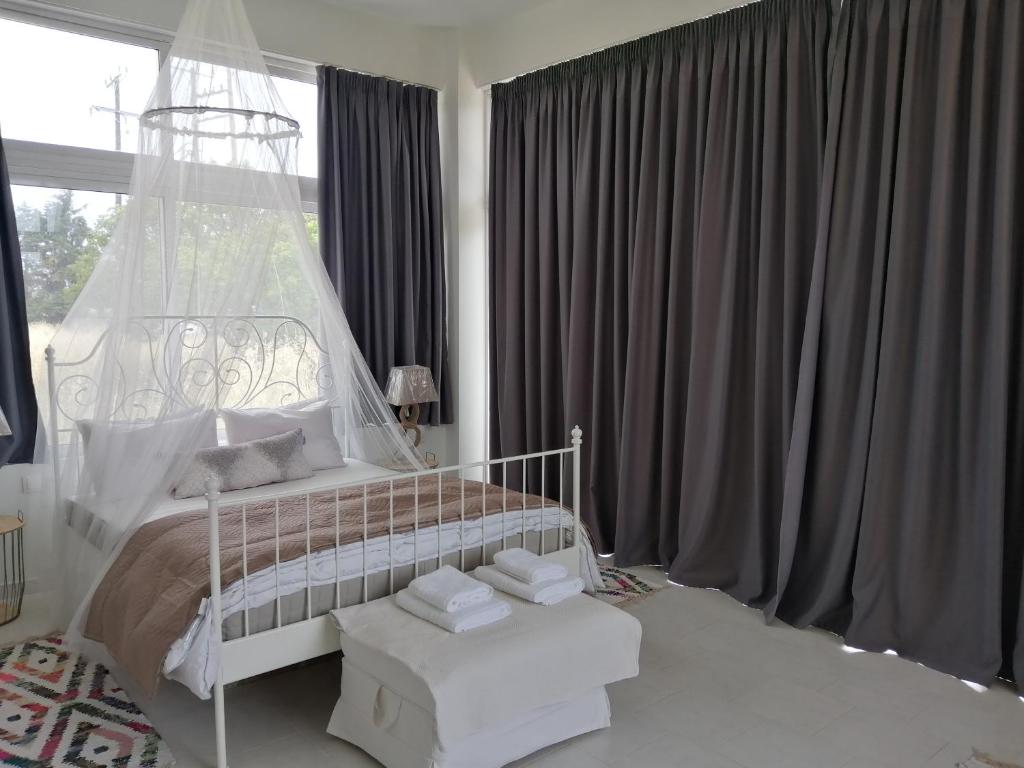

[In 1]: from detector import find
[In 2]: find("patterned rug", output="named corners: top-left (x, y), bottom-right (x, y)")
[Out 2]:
top-left (0, 635), bottom-right (174, 767)
top-left (595, 565), bottom-right (665, 606)
top-left (958, 753), bottom-right (1024, 768)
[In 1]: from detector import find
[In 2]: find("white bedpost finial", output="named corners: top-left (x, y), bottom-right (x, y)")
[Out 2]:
top-left (44, 344), bottom-right (55, 363)
top-left (571, 427), bottom-right (582, 554)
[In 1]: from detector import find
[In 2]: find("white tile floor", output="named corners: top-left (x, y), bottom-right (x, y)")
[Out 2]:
top-left (9, 569), bottom-right (1024, 767)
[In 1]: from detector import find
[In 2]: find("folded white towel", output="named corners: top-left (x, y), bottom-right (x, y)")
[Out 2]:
top-left (474, 565), bottom-right (584, 606)
top-left (395, 590), bottom-right (511, 633)
top-left (408, 565), bottom-right (493, 613)
top-left (493, 548), bottom-right (569, 584)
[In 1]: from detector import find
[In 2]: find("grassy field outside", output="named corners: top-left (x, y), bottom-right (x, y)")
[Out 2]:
top-left (28, 322), bottom-right (58, 400)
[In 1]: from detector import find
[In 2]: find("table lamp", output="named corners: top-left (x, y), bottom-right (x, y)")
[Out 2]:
top-left (384, 365), bottom-right (438, 447)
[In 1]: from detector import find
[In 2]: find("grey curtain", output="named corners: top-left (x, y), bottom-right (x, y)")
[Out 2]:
top-left (774, 0), bottom-right (1024, 686)
top-left (489, 0), bottom-right (833, 591)
top-left (0, 124), bottom-right (37, 465)
top-left (318, 66), bottom-right (451, 425)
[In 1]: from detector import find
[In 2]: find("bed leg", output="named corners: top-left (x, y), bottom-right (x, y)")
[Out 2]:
top-left (207, 476), bottom-right (229, 768)
top-left (213, 677), bottom-right (228, 768)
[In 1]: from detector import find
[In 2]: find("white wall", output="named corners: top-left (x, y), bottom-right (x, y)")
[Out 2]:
top-left (0, 463), bottom-right (50, 596)
top-left (455, 31), bottom-right (489, 467)
top-left (29, 0), bottom-right (454, 88)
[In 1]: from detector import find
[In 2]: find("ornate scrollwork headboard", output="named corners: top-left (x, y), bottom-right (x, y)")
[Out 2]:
top-left (46, 315), bottom-right (333, 440)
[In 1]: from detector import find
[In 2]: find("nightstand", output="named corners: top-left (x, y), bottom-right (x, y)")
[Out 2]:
top-left (0, 514), bottom-right (25, 626)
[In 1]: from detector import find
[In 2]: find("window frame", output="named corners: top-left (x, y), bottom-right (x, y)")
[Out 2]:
top-left (0, 0), bottom-right (320, 212)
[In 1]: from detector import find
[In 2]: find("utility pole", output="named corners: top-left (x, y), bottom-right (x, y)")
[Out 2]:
top-left (91, 69), bottom-right (133, 207)
top-left (107, 71), bottom-right (123, 153)
top-left (107, 72), bottom-right (123, 208)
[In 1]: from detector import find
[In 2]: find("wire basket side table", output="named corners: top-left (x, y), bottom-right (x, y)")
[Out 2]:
top-left (0, 514), bottom-right (25, 626)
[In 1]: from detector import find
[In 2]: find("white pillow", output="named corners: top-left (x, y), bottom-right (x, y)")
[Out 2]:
top-left (220, 401), bottom-right (346, 470)
top-left (77, 411), bottom-right (219, 499)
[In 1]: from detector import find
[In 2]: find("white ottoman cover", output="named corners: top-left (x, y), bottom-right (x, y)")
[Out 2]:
top-left (327, 593), bottom-right (642, 767)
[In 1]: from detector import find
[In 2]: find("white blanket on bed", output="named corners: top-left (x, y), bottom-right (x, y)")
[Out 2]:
top-left (331, 593), bottom-right (641, 749)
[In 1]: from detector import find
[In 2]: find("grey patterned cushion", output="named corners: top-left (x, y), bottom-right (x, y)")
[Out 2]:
top-left (173, 428), bottom-right (313, 499)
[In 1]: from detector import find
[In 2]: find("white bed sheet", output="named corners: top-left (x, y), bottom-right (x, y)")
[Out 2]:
top-left (147, 459), bottom-right (395, 520)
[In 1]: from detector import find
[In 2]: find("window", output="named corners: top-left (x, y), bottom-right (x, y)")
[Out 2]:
top-left (0, 18), bottom-right (159, 153)
top-left (12, 185), bottom-right (121, 391)
top-left (272, 75), bottom-right (319, 178)
top-left (0, 10), bottom-right (320, 398)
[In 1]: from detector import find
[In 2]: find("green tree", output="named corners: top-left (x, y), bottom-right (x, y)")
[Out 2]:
top-left (68, 203), bottom-right (122, 303)
top-left (16, 190), bottom-right (119, 324)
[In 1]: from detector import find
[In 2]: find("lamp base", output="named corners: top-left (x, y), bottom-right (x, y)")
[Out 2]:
top-left (399, 403), bottom-right (422, 447)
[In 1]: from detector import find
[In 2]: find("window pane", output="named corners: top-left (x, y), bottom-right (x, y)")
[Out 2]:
top-left (272, 76), bottom-right (318, 178)
top-left (14, 186), bottom-right (121, 389)
top-left (0, 18), bottom-right (158, 152)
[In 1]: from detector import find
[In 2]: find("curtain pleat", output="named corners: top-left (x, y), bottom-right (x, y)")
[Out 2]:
top-left (490, 0), bottom-right (832, 582)
top-left (318, 67), bottom-right (451, 425)
top-left (776, 0), bottom-right (1024, 686)
top-left (0, 123), bottom-right (38, 465)
top-left (490, 0), bottom-right (1024, 687)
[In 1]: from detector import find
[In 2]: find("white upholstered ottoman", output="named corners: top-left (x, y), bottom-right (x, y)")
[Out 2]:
top-left (326, 593), bottom-right (642, 768)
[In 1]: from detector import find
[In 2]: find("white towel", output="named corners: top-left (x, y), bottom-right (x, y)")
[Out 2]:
top-left (395, 590), bottom-right (511, 633)
top-left (408, 565), bottom-right (493, 612)
top-left (474, 565), bottom-right (584, 606)
top-left (493, 548), bottom-right (569, 584)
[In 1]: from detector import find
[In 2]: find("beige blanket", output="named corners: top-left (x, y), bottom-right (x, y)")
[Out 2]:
top-left (85, 477), bottom-right (557, 697)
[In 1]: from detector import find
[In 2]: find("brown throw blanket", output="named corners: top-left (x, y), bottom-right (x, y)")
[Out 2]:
top-left (85, 477), bottom-right (558, 697)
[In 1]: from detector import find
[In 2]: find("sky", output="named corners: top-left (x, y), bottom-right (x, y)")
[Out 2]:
top-left (0, 14), bottom-right (319, 217)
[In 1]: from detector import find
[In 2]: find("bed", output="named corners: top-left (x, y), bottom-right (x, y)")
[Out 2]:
top-left (79, 460), bottom-right (593, 700)
top-left (46, 315), bottom-right (593, 768)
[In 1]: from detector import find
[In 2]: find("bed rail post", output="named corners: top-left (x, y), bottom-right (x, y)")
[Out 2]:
top-left (571, 426), bottom-right (582, 547)
top-left (206, 476), bottom-right (229, 768)
top-left (45, 345), bottom-right (61, 509)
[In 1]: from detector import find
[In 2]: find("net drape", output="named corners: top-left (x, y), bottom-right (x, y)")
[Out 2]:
top-left (31, 0), bottom-right (423, 636)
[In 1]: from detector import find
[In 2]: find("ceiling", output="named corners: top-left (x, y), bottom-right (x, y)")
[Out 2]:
top-left (315, 0), bottom-right (552, 27)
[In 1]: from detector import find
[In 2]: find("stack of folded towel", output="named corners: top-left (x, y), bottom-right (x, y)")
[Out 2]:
top-left (474, 548), bottom-right (585, 606)
top-left (395, 565), bottom-right (510, 633)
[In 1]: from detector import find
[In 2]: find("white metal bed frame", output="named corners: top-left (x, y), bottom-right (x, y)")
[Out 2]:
top-left (46, 315), bottom-right (585, 768)
top-left (204, 434), bottom-right (582, 768)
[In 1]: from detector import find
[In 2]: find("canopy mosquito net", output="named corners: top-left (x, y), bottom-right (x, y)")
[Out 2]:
top-left (36, 0), bottom-right (424, 634)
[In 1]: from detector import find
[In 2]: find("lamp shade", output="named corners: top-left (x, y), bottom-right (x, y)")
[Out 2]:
top-left (384, 365), bottom-right (439, 407)
top-left (0, 406), bottom-right (10, 438)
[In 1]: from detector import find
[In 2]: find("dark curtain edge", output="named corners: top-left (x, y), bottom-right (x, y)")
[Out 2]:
top-left (0, 122), bottom-right (39, 465)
